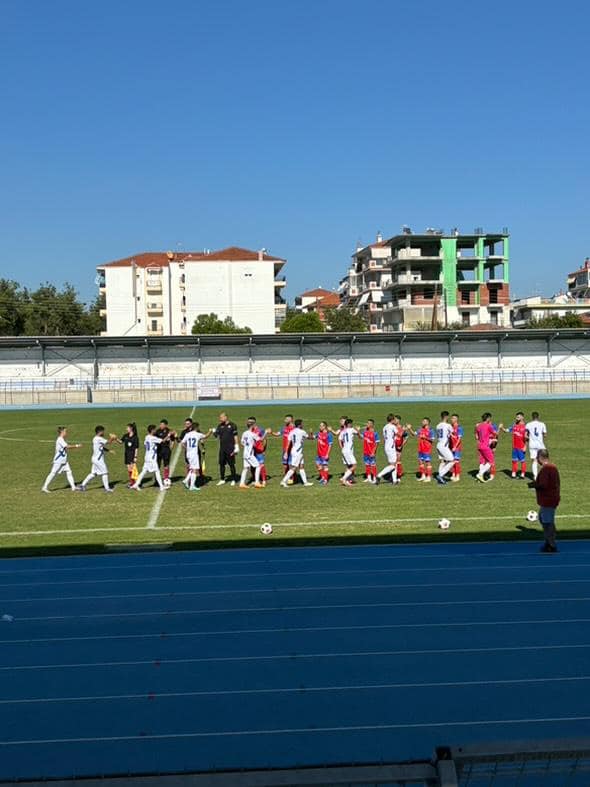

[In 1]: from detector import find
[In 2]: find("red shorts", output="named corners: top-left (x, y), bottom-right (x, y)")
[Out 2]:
top-left (478, 446), bottom-right (494, 464)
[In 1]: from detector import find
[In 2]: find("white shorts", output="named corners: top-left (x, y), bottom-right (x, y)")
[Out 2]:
top-left (342, 450), bottom-right (356, 467)
top-left (529, 447), bottom-right (543, 459)
top-left (144, 460), bottom-right (159, 474)
top-left (51, 461), bottom-right (71, 476)
top-left (243, 454), bottom-right (259, 469)
top-left (186, 451), bottom-right (200, 470)
top-left (385, 448), bottom-right (397, 465)
top-left (289, 450), bottom-right (304, 468)
top-left (91, 461), bottom-right (108, 476)
top-left (437, 445), bottom-right (454, 462)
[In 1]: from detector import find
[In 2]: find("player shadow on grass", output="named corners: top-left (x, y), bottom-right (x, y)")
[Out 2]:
top-left (170, 475), bottom-right (213, 487)
top-left (516, 524), bottom-right (543, 535)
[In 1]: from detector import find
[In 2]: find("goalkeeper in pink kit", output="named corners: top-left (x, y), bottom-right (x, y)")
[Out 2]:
top-left (474, 413), bottom-right (498, 483)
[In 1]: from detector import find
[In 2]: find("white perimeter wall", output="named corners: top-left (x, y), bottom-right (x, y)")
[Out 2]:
top-left (1, 335), bottom-right (589, 380)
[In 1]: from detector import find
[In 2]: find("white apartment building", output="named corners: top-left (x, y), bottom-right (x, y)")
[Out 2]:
top-left (339, 234), bottom-right (392, 332)
top-left (510, 294), bottom-right (590, 327)
top-left (97, 247), bottom-right (287, 336)
top-left (568, 258), bottom-right (590, 299)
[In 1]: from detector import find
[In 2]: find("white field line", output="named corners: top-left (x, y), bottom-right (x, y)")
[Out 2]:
top-left (14, 596), bottom-right (590, 623)
top-left (3, 642), bottom-right (590, 672)
top-left (3, 715), bottom-right (590, 746)
top-left (2, 674), bottom-right (590, 705)
top-left (4, 617), bottom-right (590, 645)
top-left (4, 564), bottom-right (590, 590)
top-left (5, 578), bottom-right (590, 604)
top-left (0, 512), bottom-right (588, 539)
top-left (0, 428), bottom-right (53, 444)
top-left (146, 405), bottom-right (195, 530)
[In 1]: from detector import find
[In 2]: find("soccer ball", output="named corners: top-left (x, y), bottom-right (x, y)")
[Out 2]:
top-left (260, 523), bottom-right (273, 536)
top-left (438, 518), bottom-right (451, 530)
top-left (163, 478), bottom-right (172, 488)
top-left (526, 510), bottom-right (538, 523)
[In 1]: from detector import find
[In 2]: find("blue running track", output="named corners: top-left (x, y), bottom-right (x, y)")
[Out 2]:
top-left (1, 541), bottom-right (590, 781)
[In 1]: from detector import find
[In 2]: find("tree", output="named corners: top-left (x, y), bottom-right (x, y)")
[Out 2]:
top-left (280, 311), bottom-right (325, 333)
top-left (323, 306), bottom-right (367, 332)
top-left (81, 294), bottom-right (106, 335)
top-left (0, 279), bottom-right (28, 336)
top-left (23, 283), bottom-right (89, 336)
top-left (191, 313), bottom-right (252, 334)
top-left (525, 313), bottom-right (584, 329)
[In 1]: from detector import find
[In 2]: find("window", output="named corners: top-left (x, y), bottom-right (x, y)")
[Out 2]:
top-left (489, 287), bottom-right (499, 304)
top-left (151, 319), bottom-right (158, 331)
top-left (423, 288), bottom-right (435, 300)
top-left (489, 310), bottom-right (498, 325)
top-left (461, 311), bottom-right (471, 327)
top-left (182, 295), bottom-right (186, 306)
top-left (461, 289), bottom-right (471, 304)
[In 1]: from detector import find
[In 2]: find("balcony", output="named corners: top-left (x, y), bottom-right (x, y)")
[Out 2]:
top-left (274, 277), bottom-right (287, 288)
top-left (147, 326), bottom-right (164, 336)
top-left (146, 279), bottom-right (162, 294)
top-left (395, 249), bottom-right (442, 261)
top-left (389, 274), bottom-right (441, 288)
top-left (147, 303), bottom-right (164, 316)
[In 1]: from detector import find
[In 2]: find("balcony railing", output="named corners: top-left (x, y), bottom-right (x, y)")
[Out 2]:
top-left (146, 279), bottom-right (163, 293)
top-left (390, 275), bottom-right (442, 287)
top-left (147, 303), bottom-right (164, 315)
top-left (147, 326), bottom-right (164, 336)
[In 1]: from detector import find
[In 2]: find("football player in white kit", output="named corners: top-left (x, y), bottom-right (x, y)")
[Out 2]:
top-left (526, 411), bottom-right (548, 479)
top-left (434, 411), bottom-right (456, 485)
top-left (239, 419), bottom-right (269, 489)
top-left (377, 413), bottom-right (398, 484)
top-left (337, 418), bottom-right (359, 486)
top-left (42, 426), bottom-right (81, 493)
top-left (131, 425), bottom-right (166, 491)
top-left (181, 422), bottom-right (212, 491)
top-left (281, 418), bottom-right (313, 487)
top-left (79, 425), bottom-right (116, 492)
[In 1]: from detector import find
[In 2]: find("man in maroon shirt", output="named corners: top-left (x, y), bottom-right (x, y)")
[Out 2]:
top-left (533, 449), bottom-right (560, 553)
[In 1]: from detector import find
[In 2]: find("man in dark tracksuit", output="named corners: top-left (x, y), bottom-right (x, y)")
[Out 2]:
top-left (533, 449), bottom-right (561, 553)
top-left (214, 412), bottom-right (239, 486)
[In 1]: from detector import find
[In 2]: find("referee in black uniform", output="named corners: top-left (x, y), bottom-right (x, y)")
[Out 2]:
top-left (214, 412), bottom-right (239, 486)
top-left (120, 422), bottom-right (139, 487)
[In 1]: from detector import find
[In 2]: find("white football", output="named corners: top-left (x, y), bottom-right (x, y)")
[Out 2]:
top-left (164, 478), bottom-right (172, 488)
top-left (260, 523), bottom-right (273, 535)
top-left (438, 518), bottom-right (451, 530)
top-left (526, 510), bottom-right (538, 522)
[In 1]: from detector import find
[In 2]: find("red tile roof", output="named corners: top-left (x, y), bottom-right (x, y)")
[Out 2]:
top-left (316, 293), bottom-right (340, 307)
top-left (300, 288), bottom-right (334, 298)
top-left (99, 247), bottom-right (285, 269)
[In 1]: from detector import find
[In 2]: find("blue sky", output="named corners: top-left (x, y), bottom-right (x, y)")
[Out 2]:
top-left (1, 0), bottom-right (588, 305)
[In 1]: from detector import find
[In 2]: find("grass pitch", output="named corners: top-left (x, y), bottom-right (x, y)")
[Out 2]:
top-left (0, 399), bottom-right (586, 555)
